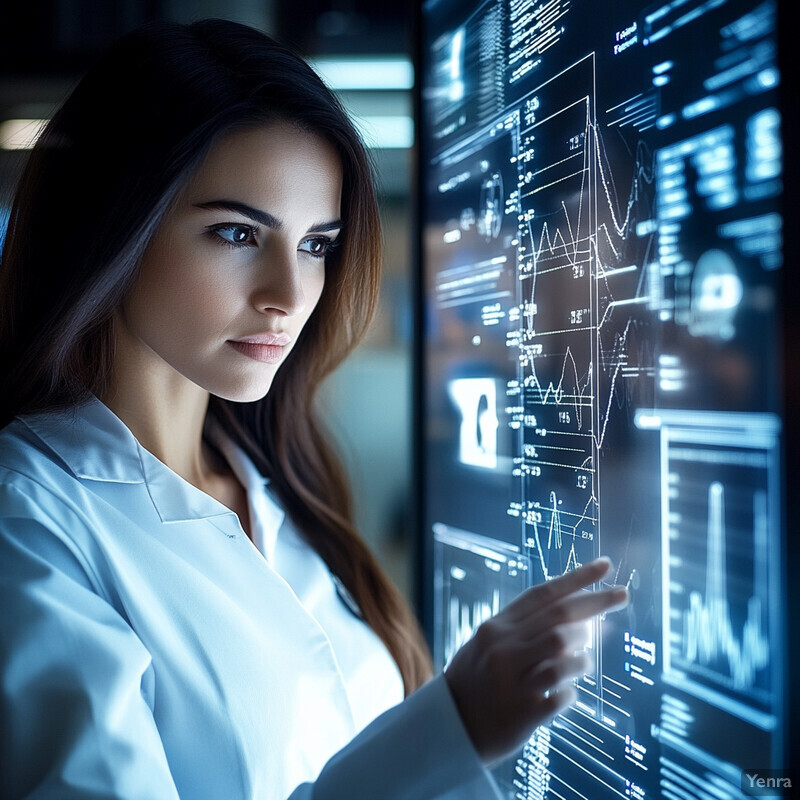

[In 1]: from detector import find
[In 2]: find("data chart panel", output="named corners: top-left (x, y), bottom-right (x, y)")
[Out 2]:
top-left (419, 0), bottom-right (786, 797)
top-left (433, 524), bottom-right (530, 669)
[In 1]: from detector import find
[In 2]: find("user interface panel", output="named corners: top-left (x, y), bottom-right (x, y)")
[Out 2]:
top-left (419, 0), bottom-right (785, 797)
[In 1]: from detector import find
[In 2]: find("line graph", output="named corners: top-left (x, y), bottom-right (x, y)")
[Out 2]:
top-left (516, 54), bottom-right (656, 602)
top-left (516, 57), bottom-right (598, 585)
top-left (525, 490), bottom-right (591, 580)
top-left (683, 483), bottom-right (770, 690)
top-left (648, 411), bottom-right (781, 725)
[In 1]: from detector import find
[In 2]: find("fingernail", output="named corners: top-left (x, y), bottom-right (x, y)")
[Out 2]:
top-left (610, 587), bottom-right (630, 608)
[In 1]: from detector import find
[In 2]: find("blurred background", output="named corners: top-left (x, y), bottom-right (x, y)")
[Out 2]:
top-left (0, 1), bottom-right (418, 601)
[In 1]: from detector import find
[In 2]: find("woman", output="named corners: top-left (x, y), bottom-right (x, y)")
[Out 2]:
top-left (0, 18), bottom-right (628, 799)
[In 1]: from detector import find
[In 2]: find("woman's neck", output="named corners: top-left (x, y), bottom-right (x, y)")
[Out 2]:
top-left (103, 382), bottom-right (211, 487)
top-left (103, 380), bottom-right (251, 537)
top-left (100, 337), bottom-right (212, 489)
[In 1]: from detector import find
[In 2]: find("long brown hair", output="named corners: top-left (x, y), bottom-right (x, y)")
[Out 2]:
top-left (0, 18), bottom-right (431, 693)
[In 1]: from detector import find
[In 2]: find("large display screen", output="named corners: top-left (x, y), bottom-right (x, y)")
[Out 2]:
top-left (418, 0), bottom-right (789, 796)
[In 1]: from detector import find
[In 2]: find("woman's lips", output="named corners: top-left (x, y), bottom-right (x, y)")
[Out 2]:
top-left (228, 333), bottom-right (291, 364)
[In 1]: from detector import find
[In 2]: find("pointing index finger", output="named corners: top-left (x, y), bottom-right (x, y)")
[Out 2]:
top-left (506, 557), bottom-right (615, 621)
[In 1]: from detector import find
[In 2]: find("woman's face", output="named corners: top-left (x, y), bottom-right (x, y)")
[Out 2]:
top-left (115, 122), bottom-right (342, 402)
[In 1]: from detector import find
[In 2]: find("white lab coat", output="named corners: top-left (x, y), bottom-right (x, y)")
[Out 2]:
top-left (0, 398), bottom-right (501, 799)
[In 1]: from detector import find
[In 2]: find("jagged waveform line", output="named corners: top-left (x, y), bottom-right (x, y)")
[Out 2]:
top-left (529, 492), bottom-right (590, 581)
top-left (683, 483), bottom-right (769, 689)
top-left (565, 543), bottom-right (581, 572)
top-left (521, 120), bottom-right (619, 427)
top-left (523, 305), bottom-right (633, 451)
top-left (524, 208), bottom-right (588, 341)
top-left (522, 109), bottom-right (652, 448)
top-left (531, 521), bottom-right (583, 581)
top-left (446, 590), bottom-right (500, 665)
top-left (525, 98), bottom-right (591, 304)
top-left (525, 105), bottom-right (655, 298)
top-left (592, 119), bottom-right (655, 240)
top-left (523, 345), bottom-right (591, 429)
top-left (523, 271), bottom-right (634, 452)
top-left (533, 217), bottom-right (589, 268)
top-left (593, 318), bottom-right (634, 451)
top-left (528, 136), bottom-right (590, 276)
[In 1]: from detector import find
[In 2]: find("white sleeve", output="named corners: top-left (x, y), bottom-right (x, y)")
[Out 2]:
top-left (288, 674), bottom-right (504, 800)
top-left (0, 482), bottom-right (181, 800)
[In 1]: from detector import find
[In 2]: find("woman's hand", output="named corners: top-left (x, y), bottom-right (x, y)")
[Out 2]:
top-left (443, 556), bottom-right (628, 765)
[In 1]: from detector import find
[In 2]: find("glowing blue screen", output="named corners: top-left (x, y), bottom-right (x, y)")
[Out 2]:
top-left (419, 0), bottom-right (786, 796)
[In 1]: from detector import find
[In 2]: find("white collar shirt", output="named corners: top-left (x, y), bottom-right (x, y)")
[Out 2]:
top-left (0, 399), bottom-right (500, 800)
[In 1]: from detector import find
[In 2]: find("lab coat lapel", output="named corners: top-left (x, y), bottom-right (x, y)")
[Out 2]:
top-left (22, 398), bottom-right (239, 527)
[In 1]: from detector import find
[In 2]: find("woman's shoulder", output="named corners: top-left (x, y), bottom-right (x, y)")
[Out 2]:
top-left (0, 410), bottom-right (81, 492)
top-left (0, 399), bottom-right (141, 487)
top-left (0, 403), bottom-right (126, 536)
top-left (0, 405), bottom-right (135, 590)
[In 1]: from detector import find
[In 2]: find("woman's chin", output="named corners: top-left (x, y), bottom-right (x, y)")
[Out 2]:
top-left (208, 376), bottom-right (277, 404)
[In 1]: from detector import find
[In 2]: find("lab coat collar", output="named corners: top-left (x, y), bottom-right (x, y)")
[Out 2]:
top-left (204, 417), bottom-right (285, 561)
top-left (19, 398), bottom-right (261, 527)
top-left (21, 398), bottom-right (145, 485)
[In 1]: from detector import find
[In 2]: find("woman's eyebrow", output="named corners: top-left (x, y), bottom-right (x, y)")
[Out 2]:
top-left (309, 220), bottom-right (344, 233)
top-left (193, 200), bottom-right (281, 228)
top-left (193, 200), bottom-right (342, 234)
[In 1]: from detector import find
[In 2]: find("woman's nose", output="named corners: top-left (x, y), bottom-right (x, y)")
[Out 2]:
top-left (250, 247), bottom-right (308, 317)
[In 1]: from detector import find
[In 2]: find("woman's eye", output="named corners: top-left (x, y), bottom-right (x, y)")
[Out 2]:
top-left (208, 224), bottom-right (258, 248)
top-left (299, 236), bottom-right (338, 259)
